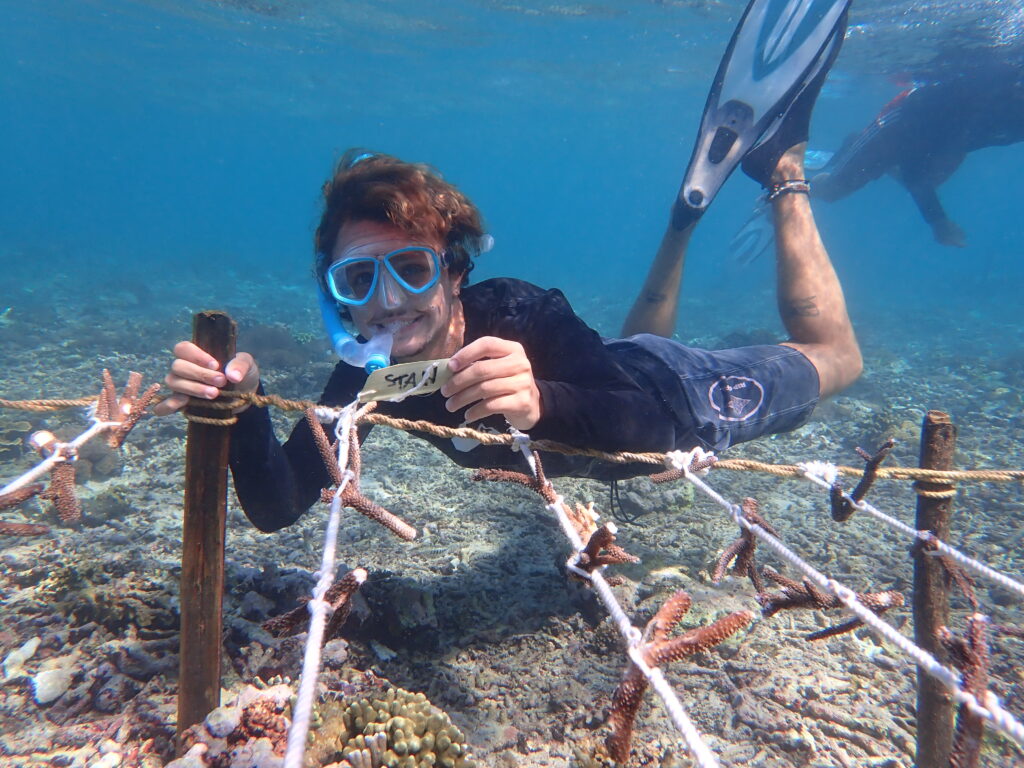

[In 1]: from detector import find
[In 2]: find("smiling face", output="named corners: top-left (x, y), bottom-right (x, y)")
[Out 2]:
top-left (332, 219), bottom-right (465, 362)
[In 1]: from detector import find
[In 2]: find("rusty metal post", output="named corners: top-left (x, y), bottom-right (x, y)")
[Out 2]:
top-left (177, 311), bottom-right (236, 745)
top-left (913, 410), bottom-right (957, 768)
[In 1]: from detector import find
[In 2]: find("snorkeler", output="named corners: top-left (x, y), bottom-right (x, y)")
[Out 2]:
top-left (811, 55), bottom-right (1024, 247)
top-left (154, 0), bottom-right (861, 532)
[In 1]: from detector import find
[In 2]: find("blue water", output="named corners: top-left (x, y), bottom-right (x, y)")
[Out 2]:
top-left (4, 0), bottom-right (1023, 335)
top-left (3, 3), bottom-right (1024, 764)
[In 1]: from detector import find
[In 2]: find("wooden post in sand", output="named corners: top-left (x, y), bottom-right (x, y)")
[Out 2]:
top-left (913, 410), bottom-right (957, 768)
top-left (177, 311), bottom-right (237, 746)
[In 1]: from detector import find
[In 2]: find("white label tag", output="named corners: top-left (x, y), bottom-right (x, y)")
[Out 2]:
top-left (358, 359), bottom-right (452, 403)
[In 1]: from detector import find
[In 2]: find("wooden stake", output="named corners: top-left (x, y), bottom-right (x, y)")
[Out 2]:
top-left (913, 410), bottom-right (957, 768)
top-left (177, 311), bottom-right (236, 747)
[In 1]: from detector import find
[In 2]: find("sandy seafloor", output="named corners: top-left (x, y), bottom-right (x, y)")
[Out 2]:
top-left (0, 266), bottom-right (1023, 768)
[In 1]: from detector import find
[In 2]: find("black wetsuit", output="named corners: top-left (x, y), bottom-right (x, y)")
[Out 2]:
top-left (229, 278), bottom-right (818, 531)
top-left (813, 62), bottom-right (1024, 237)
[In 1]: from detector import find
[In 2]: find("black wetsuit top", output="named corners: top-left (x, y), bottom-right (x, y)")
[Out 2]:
top-left (230, 278), bottom-right (682, 531)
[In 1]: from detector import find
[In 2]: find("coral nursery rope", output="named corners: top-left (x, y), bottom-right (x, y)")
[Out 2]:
top-left (676, 456), bottom-right (1024, 752)
top-left (2, 390), bottom-right (1024, 486)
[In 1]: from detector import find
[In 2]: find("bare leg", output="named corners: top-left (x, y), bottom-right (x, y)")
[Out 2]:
top-left (620, 222), bottom-right (694, 338)
top-left (773, 144), bottom-right (862, 398)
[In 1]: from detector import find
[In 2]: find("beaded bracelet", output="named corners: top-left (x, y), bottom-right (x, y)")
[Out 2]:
top-left (767, 179), bottom-right (811, 202)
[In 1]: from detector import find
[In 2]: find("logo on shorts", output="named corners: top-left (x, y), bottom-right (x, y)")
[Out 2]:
top-left (708, 376), bottom-right (765, 422)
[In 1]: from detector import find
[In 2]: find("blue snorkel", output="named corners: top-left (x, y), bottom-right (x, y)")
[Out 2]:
top-left (317, 287), bottom-right (393, 373)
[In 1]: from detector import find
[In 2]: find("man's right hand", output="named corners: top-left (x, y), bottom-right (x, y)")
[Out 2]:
top-left (153, 341), bottom-right (260, 416)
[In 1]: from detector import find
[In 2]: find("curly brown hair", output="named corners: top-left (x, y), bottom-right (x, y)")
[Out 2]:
top-left (314, 149), bottom-right (487, 295)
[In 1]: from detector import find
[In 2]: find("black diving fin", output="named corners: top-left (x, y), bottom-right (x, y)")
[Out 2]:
top-left (673, 0), bottom-right (852, 230)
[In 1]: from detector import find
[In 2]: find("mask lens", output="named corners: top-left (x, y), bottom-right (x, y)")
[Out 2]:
top-left (329, 257), bottom-right (379, 303)
top-left (386, 248), bottom-right (439, 292)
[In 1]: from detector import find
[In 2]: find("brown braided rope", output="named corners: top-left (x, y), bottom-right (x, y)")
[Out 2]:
top-left (3, 390), bottom-right (1024, 487)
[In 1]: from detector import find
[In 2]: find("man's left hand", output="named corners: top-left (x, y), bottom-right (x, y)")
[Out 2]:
top-left (441, 336), bottom-right (542, 430)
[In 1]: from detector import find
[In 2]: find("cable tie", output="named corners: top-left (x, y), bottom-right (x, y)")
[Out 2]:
top-left (798, 460), bottom-right (838, 485)
top-left (666, 447), bottom-right (714, 474)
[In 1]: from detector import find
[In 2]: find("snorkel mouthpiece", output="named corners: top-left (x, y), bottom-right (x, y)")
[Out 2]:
top-left (317, 288), bottom-right (393, 373)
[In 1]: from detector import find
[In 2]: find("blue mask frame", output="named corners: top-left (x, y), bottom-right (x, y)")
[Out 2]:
top-left (325, 246), bottom-right (445, 306)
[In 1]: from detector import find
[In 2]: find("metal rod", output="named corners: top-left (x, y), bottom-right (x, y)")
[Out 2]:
top-left (913, 410), bottom-right (957, 768)
top-left (177, 311), bottom-right (236, 747)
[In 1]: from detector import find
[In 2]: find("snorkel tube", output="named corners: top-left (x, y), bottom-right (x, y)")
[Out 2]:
top-left (317, 287), bottom-right (392, 373)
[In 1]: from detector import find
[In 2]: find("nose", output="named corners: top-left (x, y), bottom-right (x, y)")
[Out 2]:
top-left (376, 268), bottom-right (405, 311)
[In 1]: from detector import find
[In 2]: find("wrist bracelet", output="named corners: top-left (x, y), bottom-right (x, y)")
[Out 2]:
top-left (767, 179), bottom-right (811, 202)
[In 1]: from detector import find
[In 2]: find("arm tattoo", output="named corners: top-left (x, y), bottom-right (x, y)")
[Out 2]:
top-left (643, 290), bottom-right (668, 304)
top-left (785, 296), bottom-right (820, 318)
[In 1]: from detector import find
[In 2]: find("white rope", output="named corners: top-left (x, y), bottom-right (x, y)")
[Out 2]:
top-left (799, 462), bottom-right (1024, 603)
top-left (283, 403), bottom-right (358, 768)
top-left (0, 419), bottom-right (118, 497)
top-left (519, 443), bottom-right (717, 768)
top-left (681, 461), bottom-right (1024, 749)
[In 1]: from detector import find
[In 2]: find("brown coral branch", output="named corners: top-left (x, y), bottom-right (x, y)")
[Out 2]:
top-left (263, 568), bottom-right (368, 645)
top-left (606, 663), bottom-right (647, 765)
top-left (473, 451), bottom-right (557, 505)
top-left (574, 523), bottom-right (639, 574)
top-left (0, 520), bottom-right (51, 536)
top-left (830, 438), bottom-right (895, 521)
top-left (649, 454), bottom-right (718, 484)
top-left (306, 407), bottom-right (344, 487)
top-left (96, 370), bottom-right (160, 448)
top-left (712, 498), bottom-right (777, 593)
top-left (337, 486), bottom-right (417, 541)
top-left (0, 483), bottom-right (45, 510)
top-left (96, 369), bottom-right (118, 424)
top-left (922, 537), bottom-right (979, 611)
top-left (41, 456), bottom-right (81, 525)
top-left (648, 610), bottom-right (756, 666)
top-left (758, 567), bottom-right (903, 640)
top-left (993, 623), bottom-right (1024, 639)
top-left (605, 590), bottom-right (753, 763)
top-left (313, 419), bottom-right (416, 541)
top-left (940, 614), bottom-right (989, 768)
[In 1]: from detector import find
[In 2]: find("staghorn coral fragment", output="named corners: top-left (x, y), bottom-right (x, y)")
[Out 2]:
top-left (0, 483), bottom-right (45, 510)
top-left (41, 456), bottom-right (81, 525)
top-left (473, 451), bottom-right (558, 504)
top-left (712, 497), bottom-right (777, 592)
top-left (306, 407), bottom-right (345, 487)
top-left (649, 453), bottom-right (717, 484)
top-left (758, 566), bottom-right (904, 641)
top-left (605, 590), bottom-right (753, 763)
top-left (96, 369), bottom-right (160, 448)
top-left (575, 522), bottom-right (639, 574)
top-left (263, 568), bottom-right (368, 645)
top-left (310, 411), bottom-right (416, 541)
top-left (830, 438), bottom-right (895, 521)
top-left (941, 613), bottom-right (990, 768)
top-left (0, 520), bottom-right (50, 536)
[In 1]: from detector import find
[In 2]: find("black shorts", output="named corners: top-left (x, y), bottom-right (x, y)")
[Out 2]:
top-left (606, 334), bottom-right (820, 452)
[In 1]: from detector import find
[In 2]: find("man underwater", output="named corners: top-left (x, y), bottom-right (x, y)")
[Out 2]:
top-left (155, 0), bottom-right (862, 532)
top-left (812, 54), bottom-right (1024, 247)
